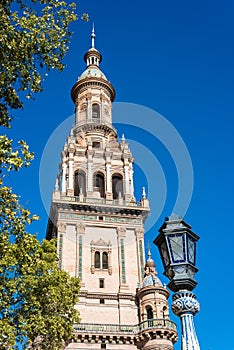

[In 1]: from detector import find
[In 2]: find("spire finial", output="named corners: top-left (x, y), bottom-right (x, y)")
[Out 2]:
top-left (142, 186), bottom-right (146, 199)
top-left (147, 241), bottom-right (152, 260)
top-left (91, 23), bottom-right (95, 48)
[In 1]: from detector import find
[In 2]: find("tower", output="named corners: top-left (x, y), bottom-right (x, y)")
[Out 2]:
top-left (46, 28), bottom-right (177, 350)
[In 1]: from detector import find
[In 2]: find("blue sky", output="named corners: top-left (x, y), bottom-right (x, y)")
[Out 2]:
top-left (7, 0), bottom-right (234, 349)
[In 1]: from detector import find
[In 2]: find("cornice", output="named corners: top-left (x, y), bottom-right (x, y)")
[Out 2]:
top-left (79, 290), bottom-right (136, 301)
top-left (137, 285), bottom-right (170, 299)
top-left (52, 201), bottom-right (150, 218)
top-left (71, 77), bottom-right (116, 102)
top-left (74, 123), bottom-right (117, 138)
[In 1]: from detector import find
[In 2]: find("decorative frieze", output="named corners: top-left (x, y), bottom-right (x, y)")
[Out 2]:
top-left (59, 212), bottom-right (142, 225)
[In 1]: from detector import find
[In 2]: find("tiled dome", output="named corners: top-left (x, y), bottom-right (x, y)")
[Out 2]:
top-left (78, 67), bottom-right (107, 81)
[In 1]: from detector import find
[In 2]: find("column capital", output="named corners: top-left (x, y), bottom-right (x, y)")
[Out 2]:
top-left (172, 291), bottom-right (200, 316)
top-left (57, 222), bottom-right (66, 233)
top-left (117, 226), bottom-right (126, 237)
top-left (135, 228), bottom-right (144, 238)
top-left (76, 222), bottom-right (86, 234)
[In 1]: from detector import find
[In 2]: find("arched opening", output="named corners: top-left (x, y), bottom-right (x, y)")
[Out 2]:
top-left (94, 251), bottom-right (100, 268)
top-left (102, 252), bottom-right (108, 269)
top-left (112, 174), bottom-right (123, 199)
top-left (74, 171), bottom-right (86, 197)
top-left (146, 306), bottom-right (153, 327)
top-left (93, 172), bottom-right (105, 198)
top-left (162, 305), bottom-right (168, 320)
top-left (92, 103), bottom-right (100, 122)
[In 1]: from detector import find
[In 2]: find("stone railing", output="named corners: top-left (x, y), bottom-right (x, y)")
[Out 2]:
top-left (138, 318), bottom-right (177, 332)
top-left (60, 195), bottom-right (142, 208)
top-left (73, 318), bottom-right (177, 335)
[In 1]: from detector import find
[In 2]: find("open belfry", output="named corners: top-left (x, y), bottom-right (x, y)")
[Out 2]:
top-left (46, 27), bottom-right (178, 350)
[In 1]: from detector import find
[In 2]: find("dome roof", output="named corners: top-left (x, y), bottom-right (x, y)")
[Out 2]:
top-left (141, 245), bottom-right (163, 288)
top-left (145, 257), bottom-right (156, 268)
top-left (78, 67), bottom-right (107, 81)
top-left (142, 274), bottom-right (163, 288)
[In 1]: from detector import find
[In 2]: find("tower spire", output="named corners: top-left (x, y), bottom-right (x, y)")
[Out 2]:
top-left (147, 240), bottom-right (152, 261)
top-left (83, 25), bottom-right (102, 67)
top-left (91, 23), bottom-right (95, 48)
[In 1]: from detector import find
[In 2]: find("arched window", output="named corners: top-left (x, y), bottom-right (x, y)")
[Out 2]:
top-left (92, 103), bottom-right (100, 122)
top-left (112, 174), bottom-right (123, 199)
top-left (102, 252), bottom-right (108, 269)
top-left (95, 251), bottom-right (100, 268)
top-left (74, 171), bottom-right (86, 197)
top-left (93, 172), bottom-right (105, 198)
top-left (91, 239), bottom-right (112, 275)
top-left (146, 306), bottom-right (153, 320)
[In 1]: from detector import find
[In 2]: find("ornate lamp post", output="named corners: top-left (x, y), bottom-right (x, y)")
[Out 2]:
top-left (154, 215), bottom-right (200, 350)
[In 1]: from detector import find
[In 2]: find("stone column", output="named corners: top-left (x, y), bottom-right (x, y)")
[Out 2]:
top-left (117, 227), bottom-right (128, 291)
top-left (75, 105), bottom-right (79, 125)
top-left (90, 240), bottom-right (95, 274)
top-left (61, 163), bottom-right (67, 194)
top-left (101, 95), bottom-right (105, 122)
top-left (135, 228), bottom-right (145, 285)
top-left (106, 164), bottom-right (111, 192)
top-left (108, 244), bottom-right (112, 275)
top-left (57, 222), bottom-right (66, 269)
top-left (129, 162), bottom-right (134, 196)
top-left (124, 165), bottom-right (130, 196)
top-left (76, 223), bottom-right (86, 282)
top-left (87, 142), bottom-right (93, 197)
top-left (172, 291), bottom-right (200, 350)
top-left (67, 160), bottom-right (74, 195)
top-left (87, 161), bottom-right (93, 195)
top-left (87, 93), bottom-right (91, 121)
top-left (106, 163), bottom-right (112, 200)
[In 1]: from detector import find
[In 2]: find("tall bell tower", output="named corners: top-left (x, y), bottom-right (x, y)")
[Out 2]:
top-left (46, 27), bottom-right (177, 350)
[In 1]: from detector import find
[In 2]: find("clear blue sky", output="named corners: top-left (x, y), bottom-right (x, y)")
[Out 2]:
top-left (8, 1), bottom-right (234, 349)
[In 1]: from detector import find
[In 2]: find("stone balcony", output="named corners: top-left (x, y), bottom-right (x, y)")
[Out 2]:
top-left (74, 319), bottom-right (177, 335)
top-left (60, 195), bottom-right (142, 208)
top-left (52, 192), bottom-right (150, 214)
top-left (73, 319), bottom-right (177, 343)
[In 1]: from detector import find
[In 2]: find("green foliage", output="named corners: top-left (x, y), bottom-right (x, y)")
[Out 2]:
top-left (0, 135), bottom-right (34, 177)
top-left (0, 0), bottom-right (84, 348)
top-left (0, 140), bottom-right (80, 349)
top-left (0, 0), bottom-right (88, 127)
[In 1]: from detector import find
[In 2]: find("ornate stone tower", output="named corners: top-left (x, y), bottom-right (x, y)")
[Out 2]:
top-left (46, 27), bottom-right (177, 350)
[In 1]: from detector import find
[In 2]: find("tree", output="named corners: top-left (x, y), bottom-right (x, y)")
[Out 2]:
top-left (0, 0), bottom-right (87, 348)
top-left (0, 0), bottom-right (88, 127)
top-left (0, 136), bottom-right (80, 349)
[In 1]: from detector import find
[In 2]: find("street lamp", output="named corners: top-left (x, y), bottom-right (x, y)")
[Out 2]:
top-left (154, 214), bottom-right (200, 350)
